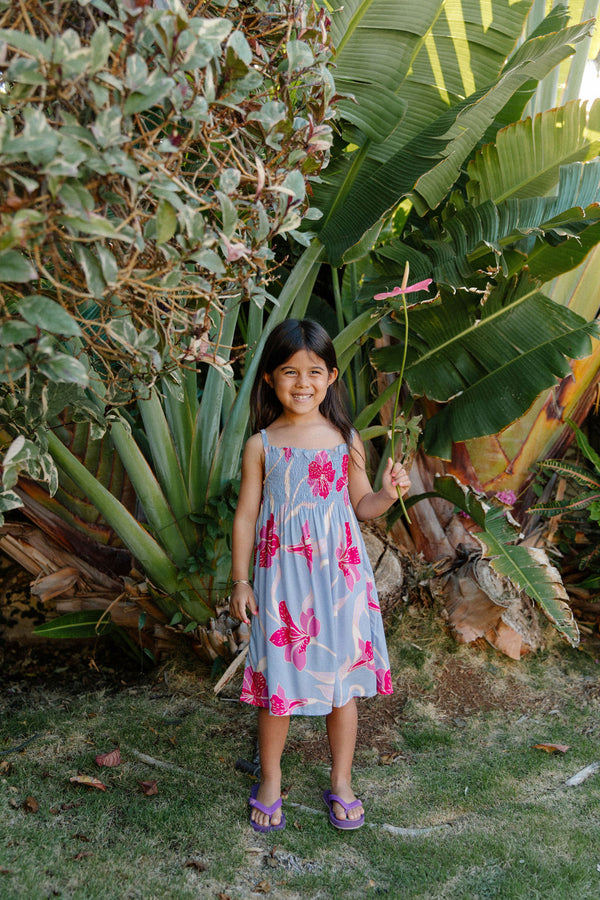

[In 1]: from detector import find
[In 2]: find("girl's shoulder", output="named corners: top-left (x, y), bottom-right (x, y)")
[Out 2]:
top-left (243, 431), bottom-right (266, 465)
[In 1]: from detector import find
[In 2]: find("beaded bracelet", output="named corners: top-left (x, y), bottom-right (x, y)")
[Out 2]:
top-left (232, 579), bottom-right (252, 587)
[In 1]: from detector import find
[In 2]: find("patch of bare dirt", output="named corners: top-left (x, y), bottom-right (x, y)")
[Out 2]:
top-left (429, 657), bottom-right (531, 717)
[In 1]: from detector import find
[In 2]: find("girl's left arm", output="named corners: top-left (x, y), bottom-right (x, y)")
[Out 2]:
top-left (347, 433), bottom-right (411, 522)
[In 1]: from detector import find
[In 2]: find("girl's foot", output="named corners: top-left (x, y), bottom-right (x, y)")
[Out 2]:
top-left (329, 781), bottom-right (364, 824)
top-left (249, 780), bottom-right (284, 830)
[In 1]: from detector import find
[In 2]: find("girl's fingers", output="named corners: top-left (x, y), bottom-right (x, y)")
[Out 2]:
top-left (230, 585), bottom-right (257, 624)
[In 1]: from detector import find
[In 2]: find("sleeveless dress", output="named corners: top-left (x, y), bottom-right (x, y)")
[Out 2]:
top-left (240, 429), bottom-right (393, 717)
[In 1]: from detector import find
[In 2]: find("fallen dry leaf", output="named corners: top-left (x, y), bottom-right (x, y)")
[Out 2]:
top-left (0, 760), bottom-right (12, 775)
top-left (71, 833), bottom-right (90, 842)
top-left (23, 796), bottom-right (39, 813)
top-left (184, 859), bottom-right (206, 872)
top-left (73, 851), bottom-right (93, 861)
top-left (254, 881), bottom-right (271, 894)
top-left (95, 748), bottom-right (121, 768)
top-left (533, 743), bottom-right (570, 754)
top-left (138, 780), bottom-right (158, 796)
top-left (8, 798), bottom-right (19, 809)
top-left (69, 775), bottom-right (107, 791)
top-left (217, 894), bottom-right (231, 900)
top-left (0, 866), bottom-right (12, 875)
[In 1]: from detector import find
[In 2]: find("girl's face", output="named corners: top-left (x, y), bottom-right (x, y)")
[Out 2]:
top-left (264, 349), bottom-right (337, 418)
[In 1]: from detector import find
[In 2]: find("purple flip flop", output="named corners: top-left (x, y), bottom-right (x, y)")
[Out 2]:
top-left (323, 789), bottom-right (365, 830)
top-left (249, 783), bottom-right (286, 833)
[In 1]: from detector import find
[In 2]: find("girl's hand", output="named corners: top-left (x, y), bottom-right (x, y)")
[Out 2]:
top-left (229, 582), bottom-right (257, 625)
top-left (381, 457), bottom-right (411, 501)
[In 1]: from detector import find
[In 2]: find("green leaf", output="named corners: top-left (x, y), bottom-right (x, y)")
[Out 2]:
top-left (312, 0), bottom-right (587, 262)
top-left (58, 214), bottom-right (134, 243)
top-left (18, 295), bottom-right (81, 336)
top-left (156, 198), bottom-right (177, 244)
top-left (0, 347), bottom-right (28, 382)
top-left (247, 101), bottom-right (287, 130)
top-left (286, 40), bottom-right (314, 73)
top-left (38, 353), bottom-right (89, 384)
top-left (0, 250), bottom-right (37, 283)
top-left (467, 99), bottom-right (600, 205)
top-left (0, 321), bottom-right (37, 344)
top-left (536, 457), bottom-right (600, 490)
top-left (433, 476), bottom-right (579, 647)
top-left (374, 273), bottom-right (598, 458)
top-left (191, 249), bottom-right (225, 274)
top-left (89, 22), bottom-right (111, 73)
top-left (73, 245), bottom-right (106, 298)
top-left (480, 506), bottom-right (579, 647)
top-left (568, 417), bottom-right (600, 473)
top-left (33, 610), bottom-right (114, 639)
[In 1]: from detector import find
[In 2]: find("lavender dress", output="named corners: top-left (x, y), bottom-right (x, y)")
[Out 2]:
top-left (240, 429), bottom-right (393, 716)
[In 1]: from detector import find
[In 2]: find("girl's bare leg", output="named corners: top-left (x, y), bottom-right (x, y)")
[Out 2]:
top-left (251, 707), bottom-right (290, 828)
top-left (326, 698), bottom-right (364, 822)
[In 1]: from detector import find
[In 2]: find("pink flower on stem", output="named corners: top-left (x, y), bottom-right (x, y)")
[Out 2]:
top-left (349, 639), bottom-right (375, 672)
top-left (283, 447), bottom-right (292, 462)
top-left (376, 668), bottom-right (393, 694)
top-left (269, 601), bottom-right (320, 671)
top-left (373, 279), bottom-right (433, 301)
top-left (240, 667), bottom-right (268, 707)
top-left (286, 520), bottom-right (313, 573)
top-left (257, 513), bottom-right (280, 568)
top-left (308, 451), bottom-right (335, 499)
top-left (336, 522), bottom-right (361, 589)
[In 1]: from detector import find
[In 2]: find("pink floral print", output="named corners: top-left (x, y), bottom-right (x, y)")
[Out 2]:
top-left (308, 451), bottom-right (335, 499)
top-left (270, 684), bottom-right (308, 716)
top-left (336, 522), bottom-right (361, 589)
top-left (240, 667), bottom-right (268, 707)
top-left (349, 639), bottom-right (375, 672)
top-left (376, 668), bottom-right (393, 694)
top-left (286, 520), bottom-right (313, 572)
top-left (240, 434), bottom-right (394, 716)
top-left (257, 512), bottom-right (279, 568)
top-left (336, 454), bottom-right (350, 505)
top-left (269, 600), bottom-right (320, 671)
top-left (367, 581), bottom-right (380, 610)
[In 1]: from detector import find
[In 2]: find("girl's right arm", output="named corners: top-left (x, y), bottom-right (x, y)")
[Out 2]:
top-left (229, 433), bottom-right (264, 625)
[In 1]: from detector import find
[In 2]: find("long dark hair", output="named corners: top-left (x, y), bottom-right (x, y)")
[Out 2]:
top-left (250, 319), bottom-right (354, 446)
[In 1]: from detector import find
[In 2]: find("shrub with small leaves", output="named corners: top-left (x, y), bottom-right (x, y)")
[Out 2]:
top-left (0, 0), bottom-right (335, 513)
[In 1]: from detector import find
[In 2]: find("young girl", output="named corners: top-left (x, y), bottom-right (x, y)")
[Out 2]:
top-left (230, 319), bottom-right (410, 833)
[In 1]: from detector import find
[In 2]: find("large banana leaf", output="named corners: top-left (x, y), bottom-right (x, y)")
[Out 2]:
top-left (467, 98), bottom-right (600, 203)
top-left (314, 0), bottom-right (591, 262)
top-left (417, 161), bottom-right (600, 287)
top-left (433, 476), bottom-right (579, 646)
top-left (373, 272), bottom-right (599, 458)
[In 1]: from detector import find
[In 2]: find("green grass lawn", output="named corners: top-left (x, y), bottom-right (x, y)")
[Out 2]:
top-left (1, 612), bottom-right (600, 899)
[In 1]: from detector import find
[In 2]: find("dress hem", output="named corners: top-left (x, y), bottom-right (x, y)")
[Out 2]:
top-left (240, 687), bottom-right (393, 717)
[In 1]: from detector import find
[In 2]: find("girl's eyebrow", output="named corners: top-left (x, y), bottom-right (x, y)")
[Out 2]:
top-left (281, 363), bottom-right (326, 371)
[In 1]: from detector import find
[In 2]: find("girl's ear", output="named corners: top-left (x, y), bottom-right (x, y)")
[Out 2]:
top-left (264, 372), bottom-right (273, 388)
top-left (328, 368), bottom-right (338, 386)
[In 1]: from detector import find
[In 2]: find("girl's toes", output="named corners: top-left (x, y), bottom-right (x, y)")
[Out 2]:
top-left (332, 801), bottom-right (347, 821)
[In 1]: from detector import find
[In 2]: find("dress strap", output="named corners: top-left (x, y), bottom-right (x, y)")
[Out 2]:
top-left (260, 428), bottom-right (269, 450)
